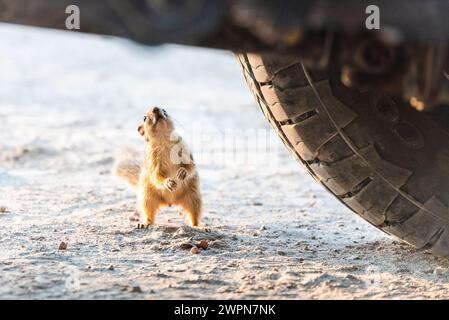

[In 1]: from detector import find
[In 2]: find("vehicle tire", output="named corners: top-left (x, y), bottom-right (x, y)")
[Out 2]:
top-left (236, 53), bottom-right (449, 256)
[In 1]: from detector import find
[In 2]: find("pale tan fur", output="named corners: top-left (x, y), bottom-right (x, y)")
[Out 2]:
top-left (114, 107), bottom-right (202, 227)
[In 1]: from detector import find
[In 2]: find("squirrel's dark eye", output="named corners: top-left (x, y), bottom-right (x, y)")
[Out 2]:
top-left (143, 116), bottom-right (147, 122)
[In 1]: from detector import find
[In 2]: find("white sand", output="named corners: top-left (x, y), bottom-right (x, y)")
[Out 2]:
top-left (1, 25), bottom-right (449, 300)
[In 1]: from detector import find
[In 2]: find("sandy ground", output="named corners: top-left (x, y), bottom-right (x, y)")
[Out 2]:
top-left (1, 25), bottom-right (449, 300)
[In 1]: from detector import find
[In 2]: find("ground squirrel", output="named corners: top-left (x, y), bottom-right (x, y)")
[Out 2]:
top-left (114, 107), bottom-right (202, 227)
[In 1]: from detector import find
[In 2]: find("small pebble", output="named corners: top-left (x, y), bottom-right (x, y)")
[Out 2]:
top-left (108, 264), bottom-right (114, 271)
top-left (253, 202), bottom-right (263, 206)
top-left (58, 242), bottom-right (68, 250)
top-left (131, 286), bottom-right (142, 293)
top-left (179, 242), bottom-right (194, 250)
top-left (0, 207), bottom-right (7, 214)
top-left (434, 267), bottom-right (445, 276)
top-left (190, 246), bottom-right (199, 254)
top-left (346, 275), bottom-right (361, 282)
top-left (197, 240), bottom-right (209, 250)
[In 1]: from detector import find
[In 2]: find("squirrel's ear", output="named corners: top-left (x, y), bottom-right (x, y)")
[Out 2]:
top-left (138, 125), bottom-right (145, 136)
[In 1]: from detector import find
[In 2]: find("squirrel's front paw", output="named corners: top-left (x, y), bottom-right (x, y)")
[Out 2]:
top-left (164, 178), bottom-right (178, 192)
top-left (176, 167), bottom-right (188, 180)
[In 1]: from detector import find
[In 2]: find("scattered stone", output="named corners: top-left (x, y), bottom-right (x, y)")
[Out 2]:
top-left (260, 225), bottom-right (267, 231)
top-left (345, 274), bottom-right (360, 282)
top-left (0, 207), bottom-right (7, 214)
top-left (278, 251), bottom-right (286, 256)
top-left (149, 244), bottom-right (162, 251)
top-left (173, 227), bottom-right (188, 238)
top-left (4, 147), bottom-right (30, 161)
top-left (190, 246), bottom-right (199, 254)
top-left (210, 239), bottom-right (228, 249)
top-left (30, 236), bottom-right (46, 241)
top-left (179, 242), bottom-right (194, 250)
top-left (197, 240), bottom-right (209, 250)
top-left (131, 286), bottom-right (142, 293)
top-left (253, 202), bottom-right (263, 206)
top-left (340, 265), bottom-right (359, 272)
top-left (433, 267), bottom-right (445, 276)
top-left (108, 264), bottom-right (114, 271)
top-left (58, 242), bottom-right (68, 250)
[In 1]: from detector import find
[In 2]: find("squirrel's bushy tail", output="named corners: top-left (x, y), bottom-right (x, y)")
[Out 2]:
top-left (113, 154), bottom-right (141, 188)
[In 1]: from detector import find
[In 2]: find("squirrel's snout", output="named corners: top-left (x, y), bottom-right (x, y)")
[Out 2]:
top-left (145, 107), bottom-right (168, 126)
top-left (151, 107), bottom-right (168, 120)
